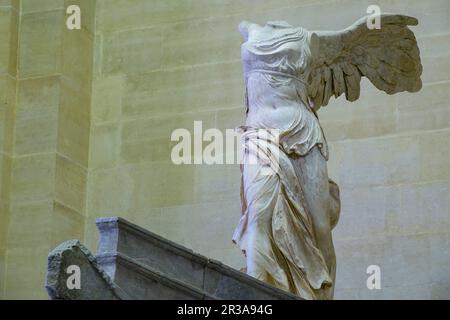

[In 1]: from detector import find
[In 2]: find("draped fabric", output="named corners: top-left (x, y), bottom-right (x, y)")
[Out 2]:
top-left (232, 128), bottom-right (334, 299)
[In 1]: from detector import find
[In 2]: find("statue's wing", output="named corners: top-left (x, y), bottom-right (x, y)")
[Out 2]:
top-left (308, 14), bottom-right (422, 110)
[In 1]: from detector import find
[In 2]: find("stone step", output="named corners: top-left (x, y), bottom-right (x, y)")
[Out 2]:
top-left (94, 217), bottom-right (298, 300)
top-left (96, 251), bottom-right (217, 299)
top-left (45, 240), bottom-right (215, 300)
top-left (45, 217), bottom-right (299, 299)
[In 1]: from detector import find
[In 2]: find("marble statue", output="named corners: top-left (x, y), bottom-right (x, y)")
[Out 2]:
top-left (232, 14), bottom-right (422, 299)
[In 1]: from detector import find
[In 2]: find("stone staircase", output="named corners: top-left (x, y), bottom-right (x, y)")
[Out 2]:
top-left (45, 217), bottom-right (299, 300)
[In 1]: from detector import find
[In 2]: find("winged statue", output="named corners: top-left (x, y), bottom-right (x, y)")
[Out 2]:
top-left (232, 14), bottom-right (422, 299)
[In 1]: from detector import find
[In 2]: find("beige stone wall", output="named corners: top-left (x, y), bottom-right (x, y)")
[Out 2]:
top-left (1, 0), bottom-right (449, 299)
top-left (0, 0), bottom-right (16, 298)
top-left (0, 0), bottom-right (94, 299)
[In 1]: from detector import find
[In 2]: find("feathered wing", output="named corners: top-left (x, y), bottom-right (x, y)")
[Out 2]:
top-left (307, 14), bottom-right (422, 110)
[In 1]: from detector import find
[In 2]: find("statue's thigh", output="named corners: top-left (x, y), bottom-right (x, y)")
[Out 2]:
top-left (291, 147), bottom-right (331, 234)
top-left (243, 163), bottom-right (279, 230)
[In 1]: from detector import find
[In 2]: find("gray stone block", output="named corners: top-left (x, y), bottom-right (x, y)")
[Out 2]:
top-left (105, 253), bottom-right (215, 300)
top-left (96, 217), bottom-right (207, 288)
top-left (45, 240), bottom-right (123, 300)
top-left (95, 217), bottom-right (299, 300)
top-left (204, 259), bottom-right (298, 300)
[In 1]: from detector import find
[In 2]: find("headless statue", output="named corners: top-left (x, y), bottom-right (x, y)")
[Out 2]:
top-left (232, 14), bottom-right (422, 299)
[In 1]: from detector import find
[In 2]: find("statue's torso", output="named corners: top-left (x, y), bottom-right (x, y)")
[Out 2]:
top-left (241, 23), bottom-right (328, 158)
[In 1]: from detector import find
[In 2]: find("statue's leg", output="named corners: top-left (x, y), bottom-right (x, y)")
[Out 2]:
top-left (291, 146), bottom-right (336, 297)
top-left (242, 162), bottom-right (290, 292)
